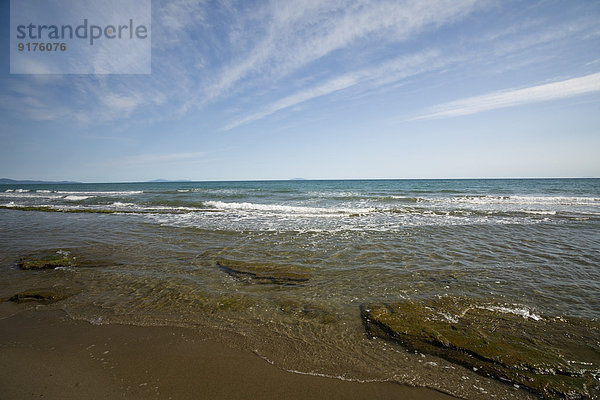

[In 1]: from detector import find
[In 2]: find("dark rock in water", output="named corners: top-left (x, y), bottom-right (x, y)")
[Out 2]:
top-left (8, 287), bottom-right (76, 304)
top-left (360, 297), bottom-right (600, 399)
top-left (216, 258), bottom-right (310, 285)
top-left (18, 250), bottom-right (77, 270)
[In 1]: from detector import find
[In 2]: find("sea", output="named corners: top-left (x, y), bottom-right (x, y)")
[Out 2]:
top-left (1, 178), bottom-right (599, 399)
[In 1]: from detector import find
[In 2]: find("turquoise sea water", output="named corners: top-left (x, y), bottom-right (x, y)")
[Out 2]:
top-left (1, 179), bottom-right (599, 398)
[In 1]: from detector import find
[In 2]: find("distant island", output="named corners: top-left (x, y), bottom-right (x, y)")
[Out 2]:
top-left (147, 179), bottom-right (192, 183)
top-left (0, 178), bottom-right (81, 185)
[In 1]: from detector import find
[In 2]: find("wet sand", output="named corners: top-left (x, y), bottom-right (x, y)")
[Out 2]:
top-left (0, 308), bottom-right (456, 400)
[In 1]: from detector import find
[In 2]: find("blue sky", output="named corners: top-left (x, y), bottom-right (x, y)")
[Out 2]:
top-left (1, 0), bottom-right (599, 182)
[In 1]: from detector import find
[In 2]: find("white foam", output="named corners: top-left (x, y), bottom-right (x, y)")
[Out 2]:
top-left (253, 351), bottom-right (381, 383)
top-left (521, 210), bottom-right (557, 215)
top-left (56, 190), bottom-right (143, 195)
top-left (107, 203), bottom-right (211, 214)
top-left (448, 195), bottom-right (600, 206)
top-left (510, 196), bottom-right (600, 205)
top-left (64, 195), bottom-right (92, 201)
top-left (146, 205), bottom-right (209, 212)
top-left (204, 200), bottom-right (370, 215)
top-left (55, 266), bottom-right (76, 272)
top-left (439, 312), bottom-right (459, 323)
top-left (110, 202), bottom-right (137, 207)
top-left (0, 192), bottom-right (62, 199)
top-left (388, 195), bottom-right (424, 201)
top-left (306, 191), bottom-right (363, 198)
top-left (480, 305), bottom-right (542, 321)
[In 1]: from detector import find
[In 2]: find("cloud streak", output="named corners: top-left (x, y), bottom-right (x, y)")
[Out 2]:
top-left (2, 0), bottom-right (599, 133)
top-left (414, 72), bottom-right (600, 120)
top-left (203, 0), bottom-right (485, 103)
top-left (224, 49), bottom-right (443, 129)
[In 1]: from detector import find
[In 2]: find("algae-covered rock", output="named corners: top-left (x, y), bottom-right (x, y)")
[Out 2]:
top-left (360, 297), bottom-right (600, 399)
top-left (8, 287), bottom-right (76, 304)
top-left (217, 258), bottom-right (310, 285)
top-left (18, 250), bottom-right (77, 270)
top-left (277, 299), bottom-right (336, 324)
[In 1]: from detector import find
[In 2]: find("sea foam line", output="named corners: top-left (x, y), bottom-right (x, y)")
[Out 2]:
top-left (55, 190), bottom-right (144, 195)
top-left (479, 305), bottom-right (542, 321)
top-left (447, 195), bottom-right (600, 206)
top-left (64, 195), bottom-right (93, 201)
top-left (204, 200), bottom-right (372, 215)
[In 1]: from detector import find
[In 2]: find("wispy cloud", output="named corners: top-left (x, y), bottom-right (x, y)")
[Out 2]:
top-left (203, 0), bottom-right (486, 103)
top-left (2, 0), bottom-right (600, 132)
top-left (414, 72), bottom-right (600, 120)
top-left (224, 49), bottom-right (443, 129)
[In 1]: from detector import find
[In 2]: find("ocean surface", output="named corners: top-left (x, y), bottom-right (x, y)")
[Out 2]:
top-left (1, 179), bottom-right (599, 398)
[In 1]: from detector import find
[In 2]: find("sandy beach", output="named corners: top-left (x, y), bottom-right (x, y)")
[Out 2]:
top-left (0, 307), bottom-right (456, 400)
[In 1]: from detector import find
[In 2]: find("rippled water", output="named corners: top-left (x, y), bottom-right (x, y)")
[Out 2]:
top-left (1, 179), bottom-right (599, 399)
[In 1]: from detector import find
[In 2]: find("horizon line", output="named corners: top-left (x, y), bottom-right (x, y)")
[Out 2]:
top-left (1, 176), bottom-right (599, 185)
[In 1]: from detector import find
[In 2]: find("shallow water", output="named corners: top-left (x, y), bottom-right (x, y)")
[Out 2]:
top-left (1, 179), bottom-right (599, 399)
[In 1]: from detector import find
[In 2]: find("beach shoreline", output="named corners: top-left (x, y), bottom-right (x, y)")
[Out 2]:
top-left (1, 179), bottom-right (598, 399)
top-left (0, 308), bottom-right (456, 400)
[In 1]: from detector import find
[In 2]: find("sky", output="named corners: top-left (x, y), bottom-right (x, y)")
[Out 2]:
top-left (1, 0), bottom-right (599, 182)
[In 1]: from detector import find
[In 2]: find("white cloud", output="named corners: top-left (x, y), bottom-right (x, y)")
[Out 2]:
top-left (101, 93), bottom-right (145, 113)
top-left (160, 0), bottom-right (206, 31)
top-left (154, 0), bottom-right (207, 47)
top-left (414, 72), bottom-right (600, 120)
top-left (3, 0), bottom-right (599, 130)
top-left (224, 49), bottom-right (443, 129)
top-left (204, 0), bottom-right (486, 102)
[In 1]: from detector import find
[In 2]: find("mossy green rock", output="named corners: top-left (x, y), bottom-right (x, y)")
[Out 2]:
top-left (8, 287), bottom-right (76, 304)
top-left (360, 297), bottom-right (600, 399)
top-left (18, 251), bottom-right (77, 270)
top-left (217, 258), bottom-right (310, 285)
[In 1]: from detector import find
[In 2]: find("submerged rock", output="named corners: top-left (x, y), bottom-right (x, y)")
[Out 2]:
top-left (8, 287), bottom-right (76, 304)
top-left (217, 258), bottom-right (310, 285)
top-left (360, 297), bottom-right (600, 399)
top-left (18, 250), bottom-right (77, 270)
top-left (277, 299), bottom-right (336, 324)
